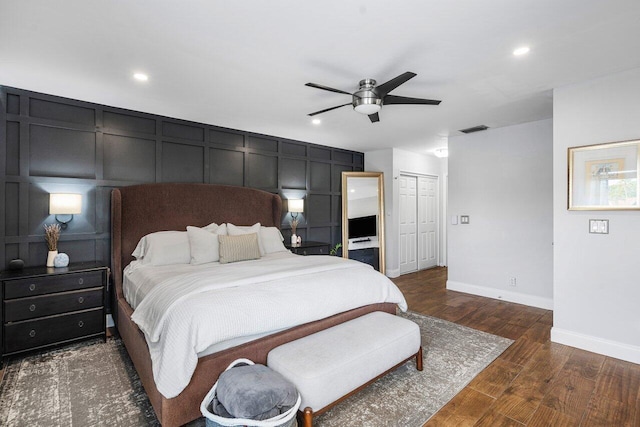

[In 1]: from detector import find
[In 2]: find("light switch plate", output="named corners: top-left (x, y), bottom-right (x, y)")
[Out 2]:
top-left (589, 219), bottom-right (609, 234)
top-left (460, 215), bottom-right (470, 224)
top-left (451, 215), bottom-right (458, 225)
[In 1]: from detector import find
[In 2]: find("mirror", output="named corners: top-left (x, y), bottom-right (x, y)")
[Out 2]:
top-left (341, 172), bottom-right (385, 274)
top-left (569, 139), bottom-right (640, 210)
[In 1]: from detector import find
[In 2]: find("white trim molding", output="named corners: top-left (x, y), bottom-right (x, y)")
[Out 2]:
top-left (386, 268), bottom-right (400, 278)
top-left (446, 280), bottom-right (554, 310)
top-left (551, 327), bottom-right (640, 365)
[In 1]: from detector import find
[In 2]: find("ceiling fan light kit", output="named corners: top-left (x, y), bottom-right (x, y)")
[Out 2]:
top-left (353, 100), bottom-right (382, 115)
top-left (353, 79), bottom-right (382, 115)
top-left (306, 71), bottom-right (441, 123)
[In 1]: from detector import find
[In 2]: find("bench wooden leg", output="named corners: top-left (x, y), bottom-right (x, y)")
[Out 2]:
top-left (416, 346), bottom-right (423, 371)
top-left (302, 407), bottom-right (314, 427)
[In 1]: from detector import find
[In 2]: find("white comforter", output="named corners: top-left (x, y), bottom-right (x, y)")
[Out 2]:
top-left (126, 252), bottom-right (407, 398)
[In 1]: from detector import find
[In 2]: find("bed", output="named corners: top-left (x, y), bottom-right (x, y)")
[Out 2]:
top-left (111, 183), bottom-right (404, 426)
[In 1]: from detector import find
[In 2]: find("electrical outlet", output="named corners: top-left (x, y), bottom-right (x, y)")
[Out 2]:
top-left (460, 215), bottom-right (470, 224)
top-left (509, 277), bottom-right (517, 286)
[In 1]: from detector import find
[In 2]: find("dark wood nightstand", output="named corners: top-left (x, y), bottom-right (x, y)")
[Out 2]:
top-left (0, 262), bottom-right (108, 365)
top-left (286, 241), bottom-right (331, 256)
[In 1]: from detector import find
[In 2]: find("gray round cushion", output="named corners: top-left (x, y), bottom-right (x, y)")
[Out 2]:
top-left (215, 364), bottom-right (298, 420)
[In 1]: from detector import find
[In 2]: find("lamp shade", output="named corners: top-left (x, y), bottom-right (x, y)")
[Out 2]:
top-left (288, 199), bottom-right (304, 213)
top-left (49, 193), bottom-right (82, 215)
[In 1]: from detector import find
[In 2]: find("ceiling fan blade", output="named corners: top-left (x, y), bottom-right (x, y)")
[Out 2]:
top-left (383, 95), bottom-right (441, 105)
top-left (305, 82), bottom-right (352, 95)
top-left (308, 103), bottom-right (352, 116)
top-left (375, 72), bottom-right (417, 96)
top-left (368, 112), bottom-right (380, 123)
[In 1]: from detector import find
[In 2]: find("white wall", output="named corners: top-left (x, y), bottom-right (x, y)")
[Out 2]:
top-left (447, 119), bottom-right (554, 309)
top-left (364, 149), bottom-right (396, 275)
top-left (552, 67), bottom-right (640, 364)
top-left (366, 148), bottom-right (445, 277)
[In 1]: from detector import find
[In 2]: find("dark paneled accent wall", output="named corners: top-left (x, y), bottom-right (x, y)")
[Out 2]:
top-left (0, 86), bottom-right (363, 273)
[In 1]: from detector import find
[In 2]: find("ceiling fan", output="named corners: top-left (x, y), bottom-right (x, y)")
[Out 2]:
top-left (305, 71), bottom-right (441, 123)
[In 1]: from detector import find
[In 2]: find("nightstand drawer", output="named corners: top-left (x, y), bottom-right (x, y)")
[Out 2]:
top-left (4, 309), bottom-right (104, 354)
top-left (300, 245), bottom-right (329, 255)
top-left (4, 288), bottom-right (103, 322)
top-left (286, 241), bottom-right (331, 256)
top-left (4, 271), bottom-right (103, 299)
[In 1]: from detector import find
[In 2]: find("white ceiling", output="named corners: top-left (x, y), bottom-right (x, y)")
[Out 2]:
top-left (2, 1), bottom-right (640, 155)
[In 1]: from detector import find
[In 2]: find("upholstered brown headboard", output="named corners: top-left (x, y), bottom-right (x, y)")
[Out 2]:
top-left (111, 183), bottom-right (282, 305)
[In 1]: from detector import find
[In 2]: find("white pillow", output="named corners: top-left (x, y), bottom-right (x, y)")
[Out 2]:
top-left (131, 231), bottom-right (191, 266)
top-left (203, 222), bottom-right (227, 234)
top-left (187, 224), bottom-right (228, 264)
top-left (260, 226), bottom-right (287, 254)
top-left (132, 238), bottom-right (146, 259)
top-left (227, 223), bottom-right (265, 256)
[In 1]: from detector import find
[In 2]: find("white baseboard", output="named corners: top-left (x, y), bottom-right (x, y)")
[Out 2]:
top-left (446, 280), bottom-right (554, 310)
top-left (551, 327), bottom-right (640, 365)
top-left (106, 314), bottom-right (115, 329)
top-left (386, 268), bottom-right (400, 278)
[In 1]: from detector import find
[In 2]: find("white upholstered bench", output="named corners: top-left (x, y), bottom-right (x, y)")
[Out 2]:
top-left (267, 311), bottom-right (422, 427)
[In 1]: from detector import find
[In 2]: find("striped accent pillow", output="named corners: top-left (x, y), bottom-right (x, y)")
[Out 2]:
top-left (218, 233), bottom-right (261, 264)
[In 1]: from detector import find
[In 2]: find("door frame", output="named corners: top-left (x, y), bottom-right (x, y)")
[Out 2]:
top-left (398, 171), bottom-right (440, 273)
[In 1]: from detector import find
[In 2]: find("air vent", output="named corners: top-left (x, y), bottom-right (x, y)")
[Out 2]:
top-left (459, 125), bottom-right (489, 134)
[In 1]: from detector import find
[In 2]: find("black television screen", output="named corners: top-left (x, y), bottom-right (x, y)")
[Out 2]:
top-left (348, 215), bottom-right (377, 239)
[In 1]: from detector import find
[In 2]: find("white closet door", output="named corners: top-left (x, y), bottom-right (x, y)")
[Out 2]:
top-left (399, 175), bottom-right (418, 274)
top-left (418, 176), bottom-right (438, 270)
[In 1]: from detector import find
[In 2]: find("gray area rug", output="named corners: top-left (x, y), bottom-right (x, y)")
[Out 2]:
top-left (0, 337), bottom-right (157, 426)
top-left (0, 311), bottom-right (512, 426)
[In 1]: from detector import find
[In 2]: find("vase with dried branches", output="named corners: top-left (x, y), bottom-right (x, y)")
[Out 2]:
top-left (44, 223), bottom-right (61, 267)
top-left (290, 218), bottom-right (299, 247)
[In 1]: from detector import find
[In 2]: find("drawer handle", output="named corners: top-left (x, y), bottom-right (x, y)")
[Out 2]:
top-left (29, 304), bottom-right (36, 312)
top-left (29, 283), bottom-right (36, 291)
top-left (29, 330), bottom-right (36, 338)
top-left (78, 278), bottom-right (84, 285)
top-left (78, 321), bottom-right (84, 328)
top-left (78, 297), bottom-right (84, 304)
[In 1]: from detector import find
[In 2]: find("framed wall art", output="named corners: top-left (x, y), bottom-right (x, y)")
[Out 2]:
top-left (568, 139), bottom-right (640, 210)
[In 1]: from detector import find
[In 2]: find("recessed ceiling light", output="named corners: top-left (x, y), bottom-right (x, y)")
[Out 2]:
top-left (513, 46), bottom-right (530, 56)
top-left (311, 118), bottom-right (321, 125)
top-left (434, 148), bottom-right (449, 158)
top-left (133, 73), bottom-right (149, 81)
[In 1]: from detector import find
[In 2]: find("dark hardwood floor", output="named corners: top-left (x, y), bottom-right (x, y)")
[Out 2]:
top-left (392, 267), bottom-right (640, 427)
